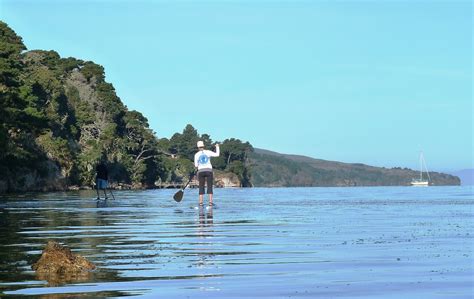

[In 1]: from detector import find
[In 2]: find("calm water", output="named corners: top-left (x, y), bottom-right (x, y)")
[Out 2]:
top-left (0, 187), bottom-right (473, 298)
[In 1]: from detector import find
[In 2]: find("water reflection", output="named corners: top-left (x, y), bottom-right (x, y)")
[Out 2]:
top-left (1, 188), bottom-right (473, 298)
top-left (0, 193), bottom-right (123, 292)
top-left (95, 199), bottom-right (109, 208)
top-left (198, 206), bottom-right (214, 227)
top-left (35, 270), bottom-right (94, 287)
top-left (195, 206), bottom-right (215, 269)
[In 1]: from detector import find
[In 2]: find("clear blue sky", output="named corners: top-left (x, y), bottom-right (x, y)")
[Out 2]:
top-left (1, 0), bottom-right (472, 171)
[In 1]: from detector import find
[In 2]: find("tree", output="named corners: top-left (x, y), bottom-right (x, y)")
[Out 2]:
top-left (220, 138), bottom-right (253, 165)
top-left (0, 21), bottom-right (259, 192)
top-left (169, 124), bottom-right (200, 160)
top-left (219, 139), bottom-right (253, 186)
top-left (0, 21), bottom-right (27, 158)
top-left (122, 110), bottom-right (160, 186)
top-left (80, 62), bottom-right (105, 82)
top-left (0, 21), bottom-right (48, 187)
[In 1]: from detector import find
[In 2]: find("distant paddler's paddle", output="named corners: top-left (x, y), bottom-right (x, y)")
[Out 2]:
top-left (173, 172), bottom-right (195, 202)
top-left (109, 187), bottom-right (116, 200)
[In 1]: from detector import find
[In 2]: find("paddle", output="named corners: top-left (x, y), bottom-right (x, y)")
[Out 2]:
top-left (173, 172), bottom-right (195, 202)
top-left (109, 187), bottom-right (116, 200)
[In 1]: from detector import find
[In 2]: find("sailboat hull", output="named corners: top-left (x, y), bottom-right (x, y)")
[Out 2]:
top-left (412, 152), bottom-right (431, 187)
top-left (411, 181), bottom-right (429, 186)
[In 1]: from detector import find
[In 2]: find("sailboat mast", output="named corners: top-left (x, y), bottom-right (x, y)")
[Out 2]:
top-left (422, 152), bottom-right (431, 182)
top-left (411, 151), bottom-right (430, 186)
top-left (420, 152), bottom-right (423, 181)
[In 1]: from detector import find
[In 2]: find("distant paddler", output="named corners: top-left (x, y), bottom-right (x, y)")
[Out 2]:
top-left (95, 159), bottom-right (109, 200)
top-left (194, 141), bottom-right (220, 207)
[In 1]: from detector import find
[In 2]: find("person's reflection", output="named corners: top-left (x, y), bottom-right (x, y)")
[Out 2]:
top-left (96, 198), bottom-right (109, 208)
top-left (206, 206), bottom-right (213, 225)
top-left (199, 206), bottom-right (214, 230)
top-left (195, 206), bottom-right (214, 268)
top-left (199, 206), bottom-right (213, 227)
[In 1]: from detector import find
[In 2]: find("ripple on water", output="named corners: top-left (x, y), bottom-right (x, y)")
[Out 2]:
top-left (0, 187), bottom-right (473, 298)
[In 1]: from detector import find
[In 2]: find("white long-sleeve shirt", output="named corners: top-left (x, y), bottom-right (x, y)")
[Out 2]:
top-left (194, 146), bottom-right (220, 172)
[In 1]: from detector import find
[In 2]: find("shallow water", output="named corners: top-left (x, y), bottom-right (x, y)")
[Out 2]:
top-left (0, 186), bottom-right (473, 298)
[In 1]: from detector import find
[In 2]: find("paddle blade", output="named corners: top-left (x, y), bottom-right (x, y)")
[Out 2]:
top-left (173, 190), bottom-right (184, 202)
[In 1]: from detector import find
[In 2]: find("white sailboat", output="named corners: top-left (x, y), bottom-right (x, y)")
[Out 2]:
top-left (411, 151), bottom-right (431, 186)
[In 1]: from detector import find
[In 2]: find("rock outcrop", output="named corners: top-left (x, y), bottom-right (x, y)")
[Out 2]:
top-left (32, 241), bottom-right (95, 285)
top-left (214, 170), bottom-right (241, 187)
top-left (186, 170), bottom-right (241, 188)
top-left (0, 161), bottom-right (67, 193)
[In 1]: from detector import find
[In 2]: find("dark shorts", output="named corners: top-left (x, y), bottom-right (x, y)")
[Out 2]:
top-left (97, 179), bottom-right (108, 189)
top-left (198, 171), bottom-right (213, 195)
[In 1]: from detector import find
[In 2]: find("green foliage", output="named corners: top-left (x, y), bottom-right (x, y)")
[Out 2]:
top-left (220, 138), bottom-right (253, 166)
top-left (214, 138), bottom-right (253, 186)
top-left (0, 20), bottom-right (25, 55)
top-left (173, 158), bottom-right (195, 182)
top-left (1, 21), bottom-right (458, 191)
top-left (163, 125), bottom-right (253, 186)
top-left (0, 21), bottom-right (25, 93)
top-left (96, 81), bottom-right (126, 123)
top-left (80, 62), bottom-right (105, 82)
top-left (227, 161), bottom-right (248, 185)
top-left (34, 50), bottom-right (61, 69)
top-left (66, 87), bottom-right (94, 127)
top-left (58, 57), bottom-right (83, 73)
top-left (37, 132), bottom-right (76, 179)
top-left (77, 141), bottom-right (103, 185)
top-left (168, 124), bottom-right (200, 160)
top-left (249, 152), bottom-right (303, 186)
top-left (0, 21), bottom-right (257, 192)
top-left (0, 21), bottom-right (50, 188)
top-left (0, 21), bottom-right (27, 126)
top-left (156, 138), bottom-right (171, 153)
top-left (120, 110), bottom-right (162, 186)
top-left (249, 150), bottom-right (460, 187)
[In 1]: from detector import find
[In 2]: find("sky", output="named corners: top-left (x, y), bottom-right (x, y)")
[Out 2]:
top-left (1, 0), bottom-right (472, 171)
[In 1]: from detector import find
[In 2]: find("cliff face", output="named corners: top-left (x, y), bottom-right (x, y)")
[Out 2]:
top-left (214, 170), bottom-right (241, 187)
top-left (185, 170), bottom-right (241, 189)
top-left (0, 161), bottom-right (66, 193)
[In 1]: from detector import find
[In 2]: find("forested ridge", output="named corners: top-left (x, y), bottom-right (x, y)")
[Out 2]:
top-left (0, 21), bottom-right (459, 192)
top-left (249, 149), bottom-right (460, 187)
top-left (0, 21), bottom-right (252, 192)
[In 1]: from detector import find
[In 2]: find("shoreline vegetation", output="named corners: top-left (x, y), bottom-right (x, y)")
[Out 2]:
top-left (0, 22), bottom-right (460, 193)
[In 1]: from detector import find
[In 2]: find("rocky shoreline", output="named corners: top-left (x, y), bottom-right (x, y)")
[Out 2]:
top-left (0, 169), bottom-right (242, 193)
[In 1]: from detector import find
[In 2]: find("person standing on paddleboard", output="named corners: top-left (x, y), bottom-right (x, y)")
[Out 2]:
top-left (95, 160), bottom-right (109, 200)
top-left (194, 141), bottom-right (220, 206)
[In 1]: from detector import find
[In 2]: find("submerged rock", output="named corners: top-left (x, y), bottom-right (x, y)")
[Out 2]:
top-left (32, 241), bottom-right (95, 276)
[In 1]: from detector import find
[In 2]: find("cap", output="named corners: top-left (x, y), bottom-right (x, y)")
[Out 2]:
top-left (197, 141), bottom-right (204, 148)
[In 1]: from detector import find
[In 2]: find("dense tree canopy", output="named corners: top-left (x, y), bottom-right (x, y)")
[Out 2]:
top-left (0, 21), bottom-right (253, 192)
top-left (162, 125), bottom-right (253, 186)
top-left (2, 21), bottom-right (457, 192)
top-left (0, 21), bottom-right (49, 183)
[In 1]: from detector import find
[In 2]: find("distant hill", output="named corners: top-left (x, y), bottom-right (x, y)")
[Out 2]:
top-left (448, 169), bottom-right (474, 186)
top-left (249, 149), bottom-right (460, 187)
